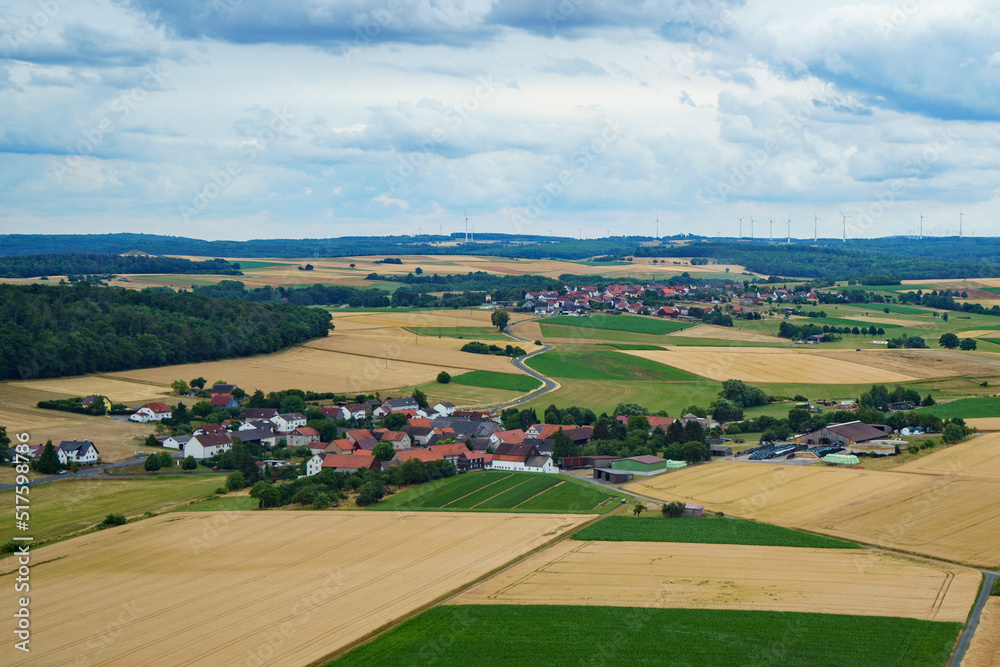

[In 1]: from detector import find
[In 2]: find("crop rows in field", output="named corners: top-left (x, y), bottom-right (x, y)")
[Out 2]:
top-left (450, 370), bottom-right (542, 392)
top-left (544, 314), bottom-right (692, 335)
top-left (573, 516), bottom-right (859, 548)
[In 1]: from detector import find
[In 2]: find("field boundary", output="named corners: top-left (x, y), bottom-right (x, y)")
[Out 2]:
top-left (440, 473), bottom-right (513, 508)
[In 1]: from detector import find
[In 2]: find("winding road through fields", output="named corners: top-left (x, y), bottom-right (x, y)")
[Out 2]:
top-left (496, 318), bottom-right (559, 409)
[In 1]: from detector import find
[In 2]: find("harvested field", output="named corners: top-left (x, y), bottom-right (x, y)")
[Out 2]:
top-left (963, 598), bottom-right (1000, 667)
top-left (6, 376), bottom-right (166, 405)
top-left (967, 418), bottom-right (1000, 431)
top-left (666, 324), bottom-right (780, 343)
top-left (893, 433), bottom-right (1000, 479)
top-left (13, 511), bottom-right (589, 667)
top-left (623, 348), bottom-right (918, 383)
top-left (508, 319), bottom-right (542, 342)
top-left (628, 460), bottom-right (1000, 568)
top-left (957, 330), bottom-right (1000, 338)
top-left (303, 334), bottom-right (519, 373)
top-left (817, 349), bottom-right (1000, 378)
top-left (448, 540), bottom-right (979, 622)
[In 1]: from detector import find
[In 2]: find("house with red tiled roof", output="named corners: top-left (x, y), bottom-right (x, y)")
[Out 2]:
top-left (313, 453), bottom-right (380, 475)
top-left (408, 417), bottom-right (433, 429)
top-left (372, 429), bottom-right (411, 450)
top-left (324, 439), bottom-right (356, 455)
top-left (457, 450), bottom-right (492, 471)
top-left (345, 429), bottom-right (378, 449)
top-left (427, 442), bottom-right (469, 464)
top-left (488, 442), bottom-right (557, 473)
top-left (489, 429), bottom-right (526, 447)
top-left (129, 402), bottom-right (172, 423)
top-left (389, 448), bottom-right (443, 466)
top-left (210, 394), bottom-right (240, 409)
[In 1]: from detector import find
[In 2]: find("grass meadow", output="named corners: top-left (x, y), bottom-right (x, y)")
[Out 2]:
top-left (573, 516), bottom-right (860, 548)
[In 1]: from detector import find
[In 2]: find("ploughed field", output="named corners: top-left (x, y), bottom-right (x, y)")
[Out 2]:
top-left (13, 511), bottom-right (589, 666)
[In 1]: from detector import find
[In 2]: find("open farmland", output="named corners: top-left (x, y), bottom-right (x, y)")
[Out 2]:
top-left (544, 314), bottom-right (693, 335)
top-left (372, 471), bottom-right (622, 513)
top-left (628, 452), bottom-right (1000, 568)
top-left (0, 477), bottom-right (222, 543)
top-left (525, 347), bottom-right (705, 381)
top-left (916, 396), bottom-right (1000, 419)
top-left (893, 431), bottom-right (1000, 479)
top-left (448, 540), bottom-right (979, 621)
top-left (11, 511), bottom-right (589, 667)
top-left (963, 598), bottom-right (1000, 667)
top-left (665, 323), bottom-right (781, 343)
top-left (450, 370), bottom-right (542, 392)
top-left (620, 347), bottom-right (981, 383)
top-left (572, 516), bottom-right (859, 548)
top-left (334, 605), bottom-right (961, 667)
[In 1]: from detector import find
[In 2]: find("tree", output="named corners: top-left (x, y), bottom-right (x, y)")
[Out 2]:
top-left (191, 400), bottom-right (213, 418)
top-left (373, 441), bottom-right (395, 462)
top-left (552, 429), bottom-right (576, 460)
top-left (415, 267), bottom-right (423, 275)
top-left (36, 441), bottom-right (60, 474)
top-left (960, 337), bottom-right (978, 351)
top-left (719, 379), bottom-right (769, 408)
top-left (356, 480), bottom-right (387, 506)
top-left (626, 415), bottom-right (650, 433)
top-left (158, 451), bottom-right (173, 468)
top-left (0, 425), bottom-right (9, 463)
top-left (436, 371), bottom-right (451, 384)
top-left (942, 423), bottom-right (966, 444)
top-left (171, 379), bottom-right (189, 395)
top-left (182, 455), bottom-right (197, 470)
top-left (190, 377), bottom-right (206, 390)
top-left (145, 434), bottom-right (158, 448)
top-left (251, 481), bottom-right (281, 508)
top-left (381, 412), bottom-right (407, 430)
top-left (942, 312), bottom-right (948, 321)
top-left (173, 401), bottom-right (189, 423)
top-left (349, 263), bottom-right (356, 269)
top-left (921, 394), bottom-right (936, 407)
top-left (632, 502), bottom-right (645, 517)
top-left (710, 399), bottom-right (743, 422)
top-left (144, 453), bottom-right (162, 472)
top-left (411, 388), bottom-right (429, 410)
top-left (70, 461), bottom-right (80, 476)
top-left (279, 394), bottom-right (307, 414)
top-left (662, 501), bottom-right (685, 518)
top-left (938, 333), bottom-right (960, 349)
top-left (491, 309), bottom-right (510, 331)
top-left (225, 471), bottom-right (247, 491)
top-left (613, 402), bottom-right (648, 417)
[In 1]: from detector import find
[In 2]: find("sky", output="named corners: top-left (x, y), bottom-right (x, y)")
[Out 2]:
top-left (1, 0), bottom-right (998, 241)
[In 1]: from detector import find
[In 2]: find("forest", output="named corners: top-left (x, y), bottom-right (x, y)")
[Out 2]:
top-left (0, 253), bottom-right (243, 278)
top-left (0, 283), bottom-right (332, 380)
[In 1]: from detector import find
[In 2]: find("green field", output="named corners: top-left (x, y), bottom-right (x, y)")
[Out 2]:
top-left (525, 348), bottom-right (704, 381)
top-left (797, 317), bottom-right (900, 329)
top-left (371, 471), bottom-right (622, 513)
top-left (573, 516), bottom-right (860, 548)
top-left (544, 314), bottom-right (693, 335)
top-left (233, 260), bottom-right (291, 270)
top-left (915, 396), bottom-right (1000, 419)
top-left (406, 326), bottom-right (511, 341)
top-left (182, 494), bottom-right (259, 511)
top-left (331, 605), bottom-right (961, 667)
top-left (520, 379), bottom-right (723, 416)
top-left (0, 477), bottom-right (224, 544)
top-left (450, 370), bottom-right (542, 392)
top-left (598, 343), bottom-right (665, 350)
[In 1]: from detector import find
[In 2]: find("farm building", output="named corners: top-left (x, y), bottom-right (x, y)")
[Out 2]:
top-left (593, 467), bottom-right (633, 483)
top-left (559, 455), bottom-right (620, 469)
top-left (433, 402), bottom-right (456, 416)
top-left (129, 402), bottom-right (172, 423)
top-left (389, 449), bottom-right (444, 465)
top-left (795, 421), bottom-right (892, 447)
top-left (612, 455), bottom-right (668, 476)
top-left (210, 394), bottom-right (240, 409)
top-left (162, 434), bottom-right (192, 450)
top-left (846, 439), bottom-right (907, 456)
top-left (709, 444), bottom-right (733, 456)
top-left (320, 454), bottom-right (380, 474)
top-left (57, 440), bottom-right (99, 465)
top-left (457, 451), bottom-right (491, 471)
top-left (427, 442), bottom-right (470, 464)
top-left (488, 442), bottom-right (557, 474)
top-left (210, 383), bottom-right (237, 396)
top-left (235, 428), bottom-right (277, 449)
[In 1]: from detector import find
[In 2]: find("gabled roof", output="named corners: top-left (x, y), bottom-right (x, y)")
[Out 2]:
top-left (325, 438), bottom-right (355, 452)
top-left (629, 455), bottom-right (666, 465)
top-left (142, 402), bottom-right (172, 414)
top-left (211, 384), bottom-right (237, 394)
top-left (293, 426), bottom-right (320, 437)
top-left (394, 448), bottom-right (443, 463)
top-left (493, 442), bottom-right (539, 460)
top-left (321, 454), bottom-right (378, 470)
top-left (210, 394), bottom-right (236, 407)
top-left (277, 412), bottom-right (305, 421)
top-left (385, 397), bottom-right (418, 409)
top-left (408, 417), bottom-right (433, 429)
top-left (427, 442), bottom-right (469, 458)
top-left (234, 429), bottom-right (270, 442)
top-left (495, 429), bottom-right (526, 444)
top-left (59, 440), bottom-right (96, 452)
top-left (197, 423), bottom-right (227, 435)
top-left (827, 421), bottom-right (888, 443)
top-left (193, 432), bottom-right (232, 447)
top-left (245, 408), bottom-right (278, 420)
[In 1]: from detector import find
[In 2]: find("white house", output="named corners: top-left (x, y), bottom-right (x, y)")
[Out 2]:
top-left (305, 454), bottom-right (324, 477)
top-left (486, 443), bottom-right (557, 474)
top-left (271, 412), bottom-right (306, 432)
top-left (129, 402), bottom-right (173, 423)
top-left (162, 435), bottom-right (192, 450)
top-left (433, 402), bottom-right (456, 416)
top-left (57, 440), bottom-right (100, 465)
top-left (184, 433), bottom-right (233, 459)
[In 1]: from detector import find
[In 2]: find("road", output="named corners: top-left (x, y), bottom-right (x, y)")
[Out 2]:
top-left (0, 451), bottom-right (214, 492)
top-left (950, 569), bottom-right (999, 667)
top-left (495, 317), bottom-right (559, 409)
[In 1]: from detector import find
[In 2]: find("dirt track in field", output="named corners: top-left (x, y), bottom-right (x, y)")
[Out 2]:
top-left (10, 511), bottom-right (589, 667)
top-left (963, 598), bottom-right (1000, 667)
top-left (448, 540), bottom-right (979, 622)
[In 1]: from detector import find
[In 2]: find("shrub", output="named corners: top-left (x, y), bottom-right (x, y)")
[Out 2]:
top-left (436, 371), bottom-right (451, 384)
top-left (225, 471), bottom-right (247, 492)
top-left (215, 487), bottom-right (227, 495)
top-left (1, 539), bottom-right (19, 554)
top-left (143, 453), bottom-right (161, 472)
top-left (662, 501), bottom-right (685, 518)
top-left (182, 455), bottom-right (197, 470)
top-left (102, 513), bottom-right (127, 527)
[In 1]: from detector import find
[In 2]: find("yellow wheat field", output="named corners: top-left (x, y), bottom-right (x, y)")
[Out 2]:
top-left (449, 540), bottom-right (979, 622)
top-left (665, 324), bottom-right (780, 343)
top-left (967, 418), bottom-right (1000, 431)
top-left (6, 376), bottom-right (167, 404)
top-left (963, 598), bottom-right (1000, 667)
top-left (894, 432), bottom-right (1000, 479)
top-left (10, 511), bottom-right (589, 667)
top-left (628, 451), bottom-right (1000, 568)
top-left (623, 348), bottom-right (918, 383)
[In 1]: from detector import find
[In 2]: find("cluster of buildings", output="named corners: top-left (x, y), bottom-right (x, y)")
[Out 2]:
top-left (23, 439), bottom-right (101, 466)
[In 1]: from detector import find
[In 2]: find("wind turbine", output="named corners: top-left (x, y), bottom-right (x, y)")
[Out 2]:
top-left (768, 216), bottom-right (774, 241)
top-left (577, 227), bottom-right (583, 240)
top-left (438, 222), bottom-right (443, 236)
top-left (839, 211), bottom-right (851, 243)
top-left (749, 216), bottom-right (755, 240)
top-left (787, 216), bottom-right (791, 244)
top-left (470, 224), bottom-right (475, 243)
top-left (738, 216), bottom-right (743, 239)
top-left (464, 210), bottom-right (469, 243)
top-left (813, 213), bottom-right (820, 242)
top-left (654, 214), bottom-right (660, 239)
top-left (416, 224), bottom-right (422, 236)
top-left (960, 208), bottom-right (964, 237)
top-left (547, 227), bottom-right (554, 237)
top-left (919, 212), bottom-right (925, 240)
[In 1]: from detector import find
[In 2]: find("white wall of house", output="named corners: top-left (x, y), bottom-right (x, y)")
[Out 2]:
top-left (306, 454), bottom-right (323, 477)
top-left (57, 445), bottom-right (99, 465)
top-left (487, 457), bottom-right (557, 474)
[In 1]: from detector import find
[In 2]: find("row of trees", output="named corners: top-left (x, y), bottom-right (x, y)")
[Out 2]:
top-left (0, 253), bottom-right (242, 279)
top-left (939, 333), bottom-right (978, 350)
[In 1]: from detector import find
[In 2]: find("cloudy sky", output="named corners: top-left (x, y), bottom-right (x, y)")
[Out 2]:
top-left (1, 0), bottom-right (997, 240)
